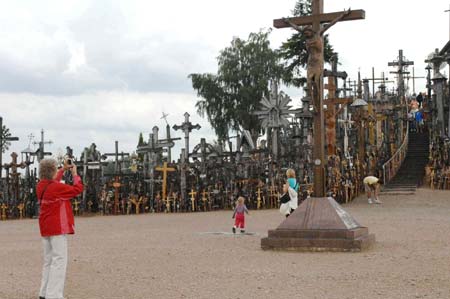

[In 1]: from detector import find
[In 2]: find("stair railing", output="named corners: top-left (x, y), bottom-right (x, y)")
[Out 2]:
top-left (382, 122), bottom-right (409, 185)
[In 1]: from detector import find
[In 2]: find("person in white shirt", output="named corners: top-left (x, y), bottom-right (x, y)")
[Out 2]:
top-left (363, 176), bottom-right (382, 204)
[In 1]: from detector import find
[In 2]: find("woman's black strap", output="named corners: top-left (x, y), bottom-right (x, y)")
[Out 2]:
top-left (38, 182), bottom-right (53, 204)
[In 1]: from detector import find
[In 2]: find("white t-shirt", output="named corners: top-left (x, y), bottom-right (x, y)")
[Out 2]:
top-left (363, 176), bottom-right (379, 185)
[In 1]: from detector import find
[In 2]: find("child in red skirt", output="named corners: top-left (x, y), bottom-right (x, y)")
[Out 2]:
top-left (232, 196), bottom-right (249, 233)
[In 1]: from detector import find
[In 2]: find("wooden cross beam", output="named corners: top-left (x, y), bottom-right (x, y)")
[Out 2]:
top-left (274, 10), bottom-right (365, 28)
top-left (273, 1), bottom-right (365, 197)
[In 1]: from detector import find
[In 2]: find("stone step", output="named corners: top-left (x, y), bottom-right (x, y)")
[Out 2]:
top-left (383, 185), bottom-right (416, 189)
top-left (380, 190), bottom-right (416, 195)
top-left (267, 228), bottom-right (369, 240)
top-left (261, 232), bottom-right (375, 252)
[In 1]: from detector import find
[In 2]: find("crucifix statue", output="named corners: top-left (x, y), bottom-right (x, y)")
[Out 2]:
top-left (283, 9), bottom-right (351, 104)
top-left (274, 2), bottom-right (365, 196)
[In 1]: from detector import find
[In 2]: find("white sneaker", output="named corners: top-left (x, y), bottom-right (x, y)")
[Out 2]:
top-left (374, 198), bottom-right (383, 204)
top-left (368, 198), bottom-right (373, 204)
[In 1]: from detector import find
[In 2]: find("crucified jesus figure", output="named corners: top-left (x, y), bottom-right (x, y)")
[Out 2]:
top-left (284, 9), bottom-right (351, 104)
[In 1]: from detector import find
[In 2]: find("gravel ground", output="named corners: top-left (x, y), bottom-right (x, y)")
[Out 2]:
top-left (1, 188), bottom-right (450, 299)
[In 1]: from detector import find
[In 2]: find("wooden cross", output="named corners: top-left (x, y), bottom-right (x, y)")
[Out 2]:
top-left (223, 187), bottom-right (230, 208)
top-left (73, 199), bottom-right (80, 216)
top-left (17, 202), bottom-right (25, 219)
top-left (274, 1), bottom-right (365, 197)
top-left (324, 69), bottom-right (353, 156)
top-left (165, 196), bottom-right (171, 213)
top-left (112, 176), bottom-right (122, 215)
top-left (155, 192), bottom-right (163, 212)
top-left (201, 189), bottom-right (208, 212)
top-left (0, 203), bottom-right (7, 220)
top-left (129, 196), bottom-right (142, 214)
top-left (256, 187), bottom-right (263, 210)
top-left (324, 54), bottom-right (347, 99)
top-left (3, 152), bottom-right (26, 201)
top-left (189, 188), bottom-right (197, 212)
top-left (103, 141), bottom-right (130, 174)
top-left (171, 192), bottom-right (178, 212)
top-left (366, 68), bottom-right (389, 98)
top-left (268, 185), bottom-right (277, 208)
top-left (155, 162), bottom-right (176, 202)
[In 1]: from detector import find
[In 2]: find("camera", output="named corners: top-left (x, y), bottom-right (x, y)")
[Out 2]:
top-left (66, 158), bottom-right (73, 166)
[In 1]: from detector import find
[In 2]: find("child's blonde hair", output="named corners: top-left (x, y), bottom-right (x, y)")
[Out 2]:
top-left (237, 196), bottom-right (245, 205)
top-left (286, 168), bottom-right (295, 178)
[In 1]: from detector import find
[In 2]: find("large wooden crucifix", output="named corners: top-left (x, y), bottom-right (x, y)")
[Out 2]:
top-left (274, 1), bottom-right (365, 197)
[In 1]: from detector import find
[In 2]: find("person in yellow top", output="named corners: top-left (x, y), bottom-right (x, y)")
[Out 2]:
top-left (363, 176), bottom-right (382, 204)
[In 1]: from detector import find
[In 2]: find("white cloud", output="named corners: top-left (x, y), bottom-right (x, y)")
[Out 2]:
top-left (1, 0), bottom-right (450, 171)
top-left (0, 91), bottom-right (215, 165)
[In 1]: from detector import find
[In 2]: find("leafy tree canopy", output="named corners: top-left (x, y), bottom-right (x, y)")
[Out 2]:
top-left (1, 125), bottom-right (12, 154)
top-left (190, 30), bottom-right (285, 141)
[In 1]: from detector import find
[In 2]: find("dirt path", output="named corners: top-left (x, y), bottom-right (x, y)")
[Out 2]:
top-left (1, 188), bottom-right (449, 299)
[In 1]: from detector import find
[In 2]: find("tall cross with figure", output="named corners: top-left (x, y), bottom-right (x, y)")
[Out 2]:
top-left (274, 1), bottom-right (365, 197)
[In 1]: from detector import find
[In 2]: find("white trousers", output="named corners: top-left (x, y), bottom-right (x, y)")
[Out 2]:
top-left (39, 234), bottom-right (68, 299)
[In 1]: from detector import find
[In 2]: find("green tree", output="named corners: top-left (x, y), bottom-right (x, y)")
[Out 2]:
top-left (279, 0), bottom-right (336, 87)
top-left (138, 132), bottom-right (144, 146)
top-left (190, 30), bottom-right (285, 141)
top-left (1, 125), bottom-right (12, 153)
top-left (137, 132), bottom-right (145, 161)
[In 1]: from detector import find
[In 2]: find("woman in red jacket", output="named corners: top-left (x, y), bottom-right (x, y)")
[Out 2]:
top-left (37, 158), bottom-right (83, 299)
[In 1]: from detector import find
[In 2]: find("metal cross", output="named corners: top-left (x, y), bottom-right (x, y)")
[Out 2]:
top-left (172, 112), bottom-right (201, 163)
top-left (388, 49), bottom-right (414, 98)
top-left (32, 129), bottom-right (52, 162)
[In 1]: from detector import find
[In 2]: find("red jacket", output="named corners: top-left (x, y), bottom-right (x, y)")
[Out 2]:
top-left (37, 169), bottom-right (83, 237)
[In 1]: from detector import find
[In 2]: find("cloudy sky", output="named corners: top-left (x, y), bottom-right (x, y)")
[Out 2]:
top-left (0, 0), bottom-right (449, 170)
